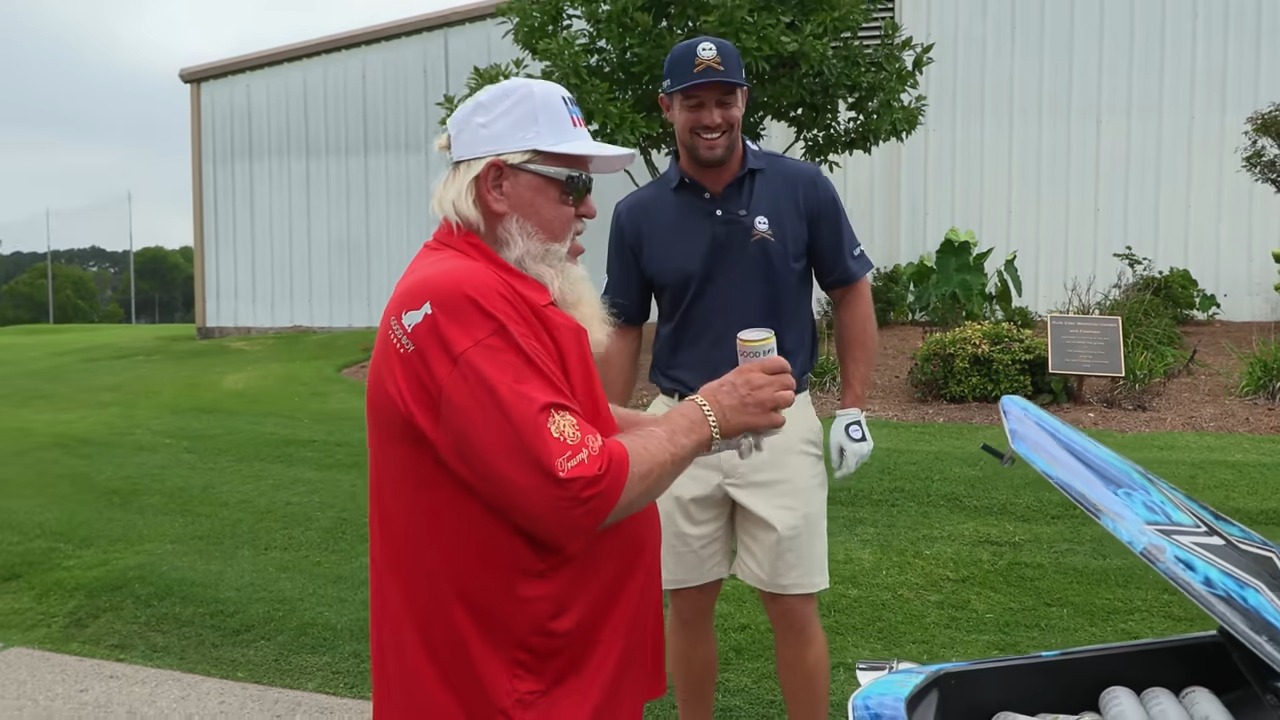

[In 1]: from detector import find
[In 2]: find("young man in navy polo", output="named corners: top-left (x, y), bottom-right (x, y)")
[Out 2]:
top-left (597, 36), bottom-right (880, 720)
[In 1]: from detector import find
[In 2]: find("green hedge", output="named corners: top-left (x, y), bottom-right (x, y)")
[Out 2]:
top-left (908, 321), bottom-right (1066, 405)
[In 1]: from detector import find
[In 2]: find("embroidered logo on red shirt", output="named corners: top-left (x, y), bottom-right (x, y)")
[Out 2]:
top-left (556, 433), bottom-right (604, 477)
top-left (548, 408), bottom-right (583, 444)
top-left (388, 299), bottom-right (432, 354)
top-left (548, 408), bottom-right (605, 475)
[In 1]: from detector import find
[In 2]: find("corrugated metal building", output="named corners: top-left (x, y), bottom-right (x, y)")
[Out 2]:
top-left (178, 0), bottom-right (1280, 337)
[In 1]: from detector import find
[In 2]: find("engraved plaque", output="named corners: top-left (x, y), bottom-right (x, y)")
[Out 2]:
top-left (1047, 314), bottom-right (1125, 377)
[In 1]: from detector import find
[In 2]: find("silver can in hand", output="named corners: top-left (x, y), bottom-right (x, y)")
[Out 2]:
top-left (736, 328), bottom-right (778, 364)
top-left (735, 328), bottom-right (780, 457)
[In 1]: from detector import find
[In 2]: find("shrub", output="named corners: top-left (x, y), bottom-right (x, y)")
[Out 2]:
top-left (870, 264), bottom-right (911, 326)
top-left (809, 354), bottom-right (841, 395)
top-left (1223, 247), bottom-right (1280, 405)
top-left (1272, 249), bottom-right (1280, 295)
top-left (1056, 248), bottom-right (1220, 326)
top-left (1229, 335), bottom-right (1280, 404)
top-left (908, 321), bottom-right (1066, 404)
top-left (1051, 246), bottom-right (1218, 408)
top-left (1110, 246), bottom-right (1221, 324)
top-left (902, 227), bottom-right (1025, 329)
top-left (1002, 305), bottom-right (1040, 330)
top-left (1094, 292), bottom-right (1193, 409)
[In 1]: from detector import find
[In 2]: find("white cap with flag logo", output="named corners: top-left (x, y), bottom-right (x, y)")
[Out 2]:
top-left (444, 77), bottom-right (637, 175)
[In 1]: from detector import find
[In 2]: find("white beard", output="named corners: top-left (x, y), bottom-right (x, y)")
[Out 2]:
top-left (495, 215), bottom-right (616, 354)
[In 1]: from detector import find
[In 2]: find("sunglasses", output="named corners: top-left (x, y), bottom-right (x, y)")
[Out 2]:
top-left (510, 162), bottom-right (594, 207)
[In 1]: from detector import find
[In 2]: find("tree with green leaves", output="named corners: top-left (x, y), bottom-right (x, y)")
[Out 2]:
top-left (438, 0), bottom-right (934, 186)
top-left (0, 244), bottom-right (196, 325)
top-left (115, 246), bottom-right (196, 324)
top-left (1241, 101), bottom-right (1280, 195)
top-left (1239, 102), bottom-right (1280, 295)
top-left (0, 262), bottom-right (123, 326)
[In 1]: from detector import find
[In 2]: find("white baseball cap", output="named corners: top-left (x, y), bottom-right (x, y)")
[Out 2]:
top-left (445, 77), bottom-right (637, 175)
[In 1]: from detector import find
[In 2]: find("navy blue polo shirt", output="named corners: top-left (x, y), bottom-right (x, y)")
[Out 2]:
top-left (602, 140), bottom-right (875, 397)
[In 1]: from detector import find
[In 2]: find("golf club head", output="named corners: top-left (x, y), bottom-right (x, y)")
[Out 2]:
top-left (854, 658), bottom-right (921, 687)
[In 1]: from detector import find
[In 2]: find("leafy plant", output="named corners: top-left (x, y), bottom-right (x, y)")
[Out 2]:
top-left (870, 264), bottom-right (911, 326)
top-left (1002, 305), bottom-right (1040, 330)
top-left (1272, 249), bottom-right (1280, 295)
top-left (1108, 246), bottom-right (1221, 324)
top-left (902, 227), bottom-right (1024, 329)
top-left (1228, 335), bottom-right (1280, 404)
top-left (808, 354), bottom-right (842, 395)
top-left (1054, 250), bottom-right (1210, 409)
top-left (1094, 293), bottom-right (1192, 409)
top-left (435, 0), bottom-right (935, 185)
top-left (1239, 101), bottom-right (1280, 195)
top-left (907, 321), bottom-right (1065, 405)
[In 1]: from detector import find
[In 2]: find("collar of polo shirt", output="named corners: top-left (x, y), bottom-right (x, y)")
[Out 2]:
top-left (664, 137), bottom-right (767, 189)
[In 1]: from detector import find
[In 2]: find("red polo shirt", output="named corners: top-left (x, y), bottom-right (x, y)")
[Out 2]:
top-left (364, 221), bottom-right (665, 719)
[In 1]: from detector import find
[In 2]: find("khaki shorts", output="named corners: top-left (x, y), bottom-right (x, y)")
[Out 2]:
top-left (647, 391), bottom-right (829, 595)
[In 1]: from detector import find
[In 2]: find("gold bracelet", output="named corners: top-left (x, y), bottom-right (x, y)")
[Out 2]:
top-left (685, 394), bottom-right (721, 446)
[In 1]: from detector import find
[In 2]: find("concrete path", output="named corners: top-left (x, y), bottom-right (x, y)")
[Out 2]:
top-left (0, 645), bottom-right (371, 718)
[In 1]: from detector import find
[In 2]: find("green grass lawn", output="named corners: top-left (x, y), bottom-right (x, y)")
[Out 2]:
top-left (1, 325), bottom-right (1276, 719)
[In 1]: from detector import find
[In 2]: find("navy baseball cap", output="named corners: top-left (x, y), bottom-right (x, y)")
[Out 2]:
top-left (661, 36), bottom-right (751, 94)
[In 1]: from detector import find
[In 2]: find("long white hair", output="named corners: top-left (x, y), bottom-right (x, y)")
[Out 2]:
top-left (430, 132), bottom-right (538, 236)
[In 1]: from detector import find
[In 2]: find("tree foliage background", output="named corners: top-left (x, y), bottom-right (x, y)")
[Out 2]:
top-left (438, 0), bottom-right (935, 184)
top-left (0, 244), bottom-right (194, 326)
top-left (1240, 101), bottom-right (1280, 195)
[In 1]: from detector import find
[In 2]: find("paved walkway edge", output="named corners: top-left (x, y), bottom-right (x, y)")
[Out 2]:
top-left (0, 646), bottom-right (371, 717)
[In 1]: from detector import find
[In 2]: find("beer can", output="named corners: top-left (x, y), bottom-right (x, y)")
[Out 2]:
top-left (1098, 686), bottom-right (1147, 720)
top-left (734, 327), bottom-right (780, 453)
top-left (1177, 686), bottom-right (1233, 720)
top-left (1139, 686), bottom-right (1192, 720)
top-left (736, 328), bottom-right (778, 365)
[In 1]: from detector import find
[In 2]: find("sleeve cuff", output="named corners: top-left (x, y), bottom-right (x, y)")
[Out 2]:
top-left (559, 437), bottom-right (632, 546)
top-left (818, 253), bottom-right (876, 292)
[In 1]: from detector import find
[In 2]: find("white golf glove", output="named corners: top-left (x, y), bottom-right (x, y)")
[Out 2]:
top-left (829, 408), bottom-right (873, 480)
top-left (702, 434), bottom-right (761, 458)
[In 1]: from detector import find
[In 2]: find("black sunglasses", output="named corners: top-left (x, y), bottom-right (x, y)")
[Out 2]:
top-left (510, 162), bottom-right (594, 207)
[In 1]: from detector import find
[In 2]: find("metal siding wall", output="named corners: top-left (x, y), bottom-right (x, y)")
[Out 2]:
top-left (199, 2), bottom-right (1280, 328)
top-left (833, 0), bottom-right (1280, 320)
top-left (199, 17), bottom-right (553, 328)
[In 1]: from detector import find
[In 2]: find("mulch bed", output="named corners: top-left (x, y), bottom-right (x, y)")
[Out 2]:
top-left (344, 320), bottom-right (1280, 436)
top-left (825, 321), bottom-right (1280, 435)
top-left (631, 321), bottom-right (1280, 435)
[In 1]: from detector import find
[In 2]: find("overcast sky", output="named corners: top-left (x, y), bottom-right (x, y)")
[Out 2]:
top-left (0, 0), bottom-right (463, 254)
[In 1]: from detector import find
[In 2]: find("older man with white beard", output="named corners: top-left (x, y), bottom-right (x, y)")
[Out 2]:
top-left (363, 77), bottom-right (798, 720)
